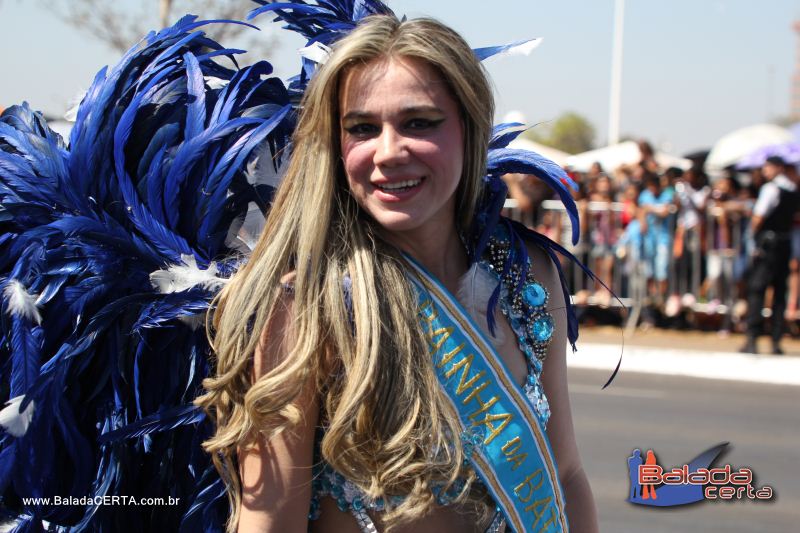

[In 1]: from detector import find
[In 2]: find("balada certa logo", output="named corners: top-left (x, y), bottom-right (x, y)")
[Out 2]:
top-left (627, 442), bottom-right (774, 506)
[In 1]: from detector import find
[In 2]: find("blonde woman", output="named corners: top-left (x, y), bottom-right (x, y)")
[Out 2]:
top-left (198, 13), bottom-right (598, 533)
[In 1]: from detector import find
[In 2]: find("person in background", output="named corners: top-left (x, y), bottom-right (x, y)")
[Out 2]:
top-left (569, 178), bottom-right (592, 304)
top-left (701, 176), bottom-right (744, 331)
top-left (666, 166), bottom-right (709, 316)
top-left (637, 140), bottom-right (660, 174)
top-left (785, 162), bottom-right (800, 323)
top-left (586, 161), bottom-right (605, 181)
top-left (615, 182), bottom-right (643, 300)
top-left (501, 172), bottom-right (554, 229)
top-left (638, 172), bottom-right (675, 317)
top-left (588, 174), bottom-right (617, 305)
top-left (740, 156), bottom-right (799, 354)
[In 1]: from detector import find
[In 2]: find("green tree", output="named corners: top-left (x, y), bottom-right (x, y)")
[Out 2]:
top-left (522, 111), bottom-right (596, 154)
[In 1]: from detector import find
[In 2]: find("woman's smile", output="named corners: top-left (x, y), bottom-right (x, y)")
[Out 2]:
top-left (372, 176), bottom-right (425, 200)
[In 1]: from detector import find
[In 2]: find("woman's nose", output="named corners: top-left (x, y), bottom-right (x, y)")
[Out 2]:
top-left (373, 126), bottom-right (408, 167)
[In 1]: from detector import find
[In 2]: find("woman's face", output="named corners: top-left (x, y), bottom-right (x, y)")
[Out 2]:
top-left (338, 56), bottom-right (464, 236)
top-left (596, 176), bottom-right (611, 195)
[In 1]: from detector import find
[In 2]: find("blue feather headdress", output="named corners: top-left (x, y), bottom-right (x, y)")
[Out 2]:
top-left (0, 1), bottom-right (604, 531)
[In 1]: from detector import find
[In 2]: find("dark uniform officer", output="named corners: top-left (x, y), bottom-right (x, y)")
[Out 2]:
top-left (740, 156), bottom-right (799, 354)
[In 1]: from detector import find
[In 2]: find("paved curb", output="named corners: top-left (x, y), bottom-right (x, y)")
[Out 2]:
top-left (569, 343), bottom-right (800, 386)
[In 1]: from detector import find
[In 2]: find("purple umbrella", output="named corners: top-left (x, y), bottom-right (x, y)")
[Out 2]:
top-left (735, 142), bottom-right (800, 169)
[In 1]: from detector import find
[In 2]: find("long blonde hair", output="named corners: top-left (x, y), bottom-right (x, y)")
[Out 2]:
top-left (196, 14), bottom-right (494, 531)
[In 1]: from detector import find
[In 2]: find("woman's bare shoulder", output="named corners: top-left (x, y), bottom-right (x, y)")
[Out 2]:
top-left (254, 271), bottom-right (297, 379)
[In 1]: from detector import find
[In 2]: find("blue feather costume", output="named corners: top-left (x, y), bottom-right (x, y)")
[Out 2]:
top-left (0, 2), bottom-right (609, 531)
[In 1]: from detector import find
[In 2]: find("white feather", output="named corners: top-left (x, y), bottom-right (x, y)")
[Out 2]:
top-left (298, 41), bottom-right (332, 64)
top-left (455, 264), bottom-right (506, 344)
top-left (149, 254), bottom-right (228, 294)
top-left (499, 38), bottom-right (542, 57)
top-left (0, 396), bottom-right (34, 437)
top-left (3, 280), bottom-right (42, 324)
top-left (63, 88), bottom-right (87, 122)
top-left (250, 142), bottom-right (289, 189)
top-left (225, 202), bottom-right (265, 254)
top-left (203, 76), bottom-right (230, 90)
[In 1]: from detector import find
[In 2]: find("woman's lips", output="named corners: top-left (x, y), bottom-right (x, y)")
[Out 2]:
top-left (371, 176), bottom-right (425, 202)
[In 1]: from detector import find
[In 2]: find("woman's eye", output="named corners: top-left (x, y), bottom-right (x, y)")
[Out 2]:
top-left (406, 118), bottom-right (443, 131)
top-left (344, 123), bottom-right (379, 136)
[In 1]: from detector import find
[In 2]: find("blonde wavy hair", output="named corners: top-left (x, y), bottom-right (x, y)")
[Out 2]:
top-left (196, 14), bottom-right (494, 532)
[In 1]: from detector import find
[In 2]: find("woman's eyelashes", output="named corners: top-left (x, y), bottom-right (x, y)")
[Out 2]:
top-left (343, 117), bottom-right (445, 138)
top-left (405, 117), bottom-right (444, 131)
top-left (343, 123), bottom-right (380, 137)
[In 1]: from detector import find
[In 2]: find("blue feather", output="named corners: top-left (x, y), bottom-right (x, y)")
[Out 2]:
top-left (195, 48), bottom-right (248, 63)
top-left (196, 105), bottom-right (291, 252)
top-left (52, 394), bottom-right (94, 499)
top-left (0, 443), bottom-right (17, 492)
top-left (144, 144), bottom-right (171, 225)
top-left (98, 404), bottom-right (205, 444)
top-left (184, 52), bottom-right (207, 141)
top-left (178, 469), bottom-right (226, 533)
top-left (133, 295), bottom-right (212, 332)
top-left (161, 117), bottom-right (262, 231)
top-left (137, 123), bottom-right (180, 184)
top-left (487, 147), bottom-right (580, 244)
top-left (8, 318), bottom-right (42, 398)
top-left (249, 3), bottom-right (337, 21)
top-left (469, 174), bottom-right (508, 263)
top-left (488, 122), bottom-right (527, 150)
top-left (210, 62), bottom-right (273, 125)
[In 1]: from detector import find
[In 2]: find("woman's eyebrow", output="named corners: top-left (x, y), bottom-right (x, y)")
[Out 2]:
top-left (341, 105), bottom-right (445, 122)
top-left (399, 105), bottom-right (443, 115)
top-left (341, 110), bottom-right (373, 122)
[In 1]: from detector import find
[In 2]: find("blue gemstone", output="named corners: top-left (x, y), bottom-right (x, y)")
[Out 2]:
top-left (337, 497), bottom-right (348, 512)
top-left (523, 282), bottom-right (546, 307)
top-left (527, 374), bottom-right (536, 386)
top-left (353, 498), bottom-right (364, 511)
top-left (532, 315), bottom-right (554, 342)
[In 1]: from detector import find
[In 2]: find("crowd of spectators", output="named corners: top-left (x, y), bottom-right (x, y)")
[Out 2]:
top-left (503, 140), bottom-right (800, 337)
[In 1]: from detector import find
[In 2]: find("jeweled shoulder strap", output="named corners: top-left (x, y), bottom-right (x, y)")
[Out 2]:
top-left (402, 254), bottom-right (568, 533)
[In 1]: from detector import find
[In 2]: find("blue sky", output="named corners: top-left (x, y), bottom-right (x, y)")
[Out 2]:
top-left (1, 0), bottom-right (798, 154)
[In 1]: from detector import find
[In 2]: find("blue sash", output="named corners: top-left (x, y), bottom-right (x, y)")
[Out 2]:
top-left (402, 254), bottom-right (568, 533)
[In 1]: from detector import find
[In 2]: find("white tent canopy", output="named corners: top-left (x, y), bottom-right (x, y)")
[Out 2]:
top-left (705, 123), bottom-right (793, 175)
top-left (565, 141), bottom-right (691, 173)
top-left (507, 137), bottom-right (570, 167)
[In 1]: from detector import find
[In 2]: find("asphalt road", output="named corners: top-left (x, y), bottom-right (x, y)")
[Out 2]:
top-left (569, 367), bottom-right (799, 533)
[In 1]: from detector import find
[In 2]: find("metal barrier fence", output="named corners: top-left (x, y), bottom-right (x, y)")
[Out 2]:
top-left (502, 198), bottom-right (753, 331)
